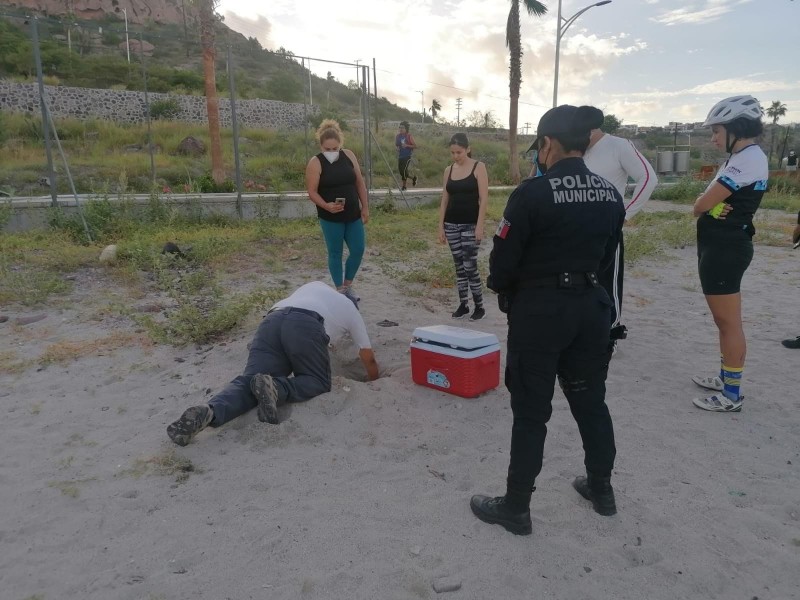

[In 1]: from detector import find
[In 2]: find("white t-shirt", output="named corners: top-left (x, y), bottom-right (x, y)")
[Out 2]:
top-left (271, 281), bottom-right (372, 349)
top-left (584, 134), bottom-right (657, 220)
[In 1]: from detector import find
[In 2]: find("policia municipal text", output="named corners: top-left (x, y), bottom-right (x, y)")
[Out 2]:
top-left (470, 105), bottom-right (626, 535)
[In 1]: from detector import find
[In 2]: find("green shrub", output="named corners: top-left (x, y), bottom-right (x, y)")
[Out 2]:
top-left (768, 175), bottom-right (800, 196)
top-left (0, 200), bottom-right (13, 228)
top-left (650, 177), bottom-right (706, 203)
top-left (196, 173), bottom-right (236, 193)
top-left (149, 97), bottom-right (182, 120)
top-left (309, 111), bottom-right (350, 132)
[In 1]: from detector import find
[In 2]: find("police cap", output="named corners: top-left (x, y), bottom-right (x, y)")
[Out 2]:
top-left (529, 105), bottom-right (597, 152)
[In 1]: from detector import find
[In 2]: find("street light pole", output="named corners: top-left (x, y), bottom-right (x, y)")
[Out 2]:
top-left (416, 90), bottom-right (424, 122)
top-left (552, 0), bottom-right (611, 107)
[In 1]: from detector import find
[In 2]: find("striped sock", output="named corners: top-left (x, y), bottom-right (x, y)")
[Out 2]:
top-left (721, 364), bottom-right (743, 401)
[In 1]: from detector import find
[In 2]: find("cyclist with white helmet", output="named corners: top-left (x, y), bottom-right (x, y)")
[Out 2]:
top-left (690, 95), bottom-right (767, 413)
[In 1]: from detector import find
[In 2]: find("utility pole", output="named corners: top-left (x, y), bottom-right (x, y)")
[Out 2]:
top-left (524, 122), bottom-right (531, 135)
top-left (456, 97), bottom-right (463, 127)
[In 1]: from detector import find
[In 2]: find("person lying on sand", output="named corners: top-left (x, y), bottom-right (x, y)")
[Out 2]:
top-left (167, 281), bottom-right (379, 446)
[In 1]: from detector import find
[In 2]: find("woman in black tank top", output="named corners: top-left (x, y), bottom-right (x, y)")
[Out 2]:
top-left (305, 119), bottom-right (370, 302)
top-left (437, 133), bottom-right (490, 321)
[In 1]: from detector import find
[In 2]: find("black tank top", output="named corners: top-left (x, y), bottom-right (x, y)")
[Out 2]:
top-left (316, 151), bottom-right (361, 223)
top-left (444, 161), bottom-right (480, 224)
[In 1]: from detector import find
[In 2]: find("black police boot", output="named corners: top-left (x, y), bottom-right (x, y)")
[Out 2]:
top-left (572, 473), bottom-right (617, 516)
top-left (469, 495), bottom-right (532, 535)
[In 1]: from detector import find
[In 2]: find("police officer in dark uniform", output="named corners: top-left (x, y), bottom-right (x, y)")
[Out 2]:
top-left (470, 105), bottom-right (626, 535)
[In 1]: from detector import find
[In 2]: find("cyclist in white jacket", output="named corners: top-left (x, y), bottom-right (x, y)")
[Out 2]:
top-left (583, 107), bottom-right (657, 351)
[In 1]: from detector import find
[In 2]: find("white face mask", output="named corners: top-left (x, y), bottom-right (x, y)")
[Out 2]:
top-left (323, 151), bottom-right (340, 164)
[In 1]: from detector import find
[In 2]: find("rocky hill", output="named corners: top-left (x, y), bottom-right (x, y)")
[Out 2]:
top-left (2, 0), bottom-right (192, 26)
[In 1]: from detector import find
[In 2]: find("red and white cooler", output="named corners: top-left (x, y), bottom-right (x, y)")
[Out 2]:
top-left (410, 325), bottom-right (501, 398)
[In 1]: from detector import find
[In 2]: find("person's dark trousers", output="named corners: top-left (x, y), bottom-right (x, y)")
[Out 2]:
top-left (504, 287), bottom-right (617, 509)
top-left (208, 308), bottom-right (331, 427)
top-left (399, 157), bottom-right (411, 183)
top-left (599, 232), bottom-right (625, 330)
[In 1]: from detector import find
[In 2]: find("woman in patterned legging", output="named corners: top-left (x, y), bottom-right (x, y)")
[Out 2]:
top-left (438, 133), bottom-right (489, 321)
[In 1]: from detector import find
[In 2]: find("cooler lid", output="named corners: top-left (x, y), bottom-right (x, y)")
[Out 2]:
top-left (412, 325), bottom-right (499, 350)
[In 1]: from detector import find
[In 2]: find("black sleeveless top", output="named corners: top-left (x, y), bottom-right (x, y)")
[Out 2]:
top-left (444, 161), bottom-right (480, 224)
top-left (316, 151), bottom-right (361, 223)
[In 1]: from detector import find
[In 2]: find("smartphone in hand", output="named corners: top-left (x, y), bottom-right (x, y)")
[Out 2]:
top-left (335, 197), bottom-right (345, 205)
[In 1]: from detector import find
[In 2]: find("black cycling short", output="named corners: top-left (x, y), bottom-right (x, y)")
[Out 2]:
top-left (697, 232), bottom-right (753, 295)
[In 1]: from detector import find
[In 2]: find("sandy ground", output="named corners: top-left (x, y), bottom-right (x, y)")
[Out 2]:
top-left (1, 202), bottom-right (799, 600)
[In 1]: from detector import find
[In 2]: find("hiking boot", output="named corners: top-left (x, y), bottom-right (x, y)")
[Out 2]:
top-left (167, 405), bottom-right (213, 446)
top-left (251, 373), bottom-right (281, 424)
top-left (401, 185), bottom-right (407, 191)
top-left (469, 307), bottom-right (485, 321)
top-left (452, 303), bottom-right (469, 319)
top-left (470, 495), bottom-right (532, 536)
top-left (781, 336), bottom-right (800, 349)
top-left (572, 473), bottom-right (617, 516)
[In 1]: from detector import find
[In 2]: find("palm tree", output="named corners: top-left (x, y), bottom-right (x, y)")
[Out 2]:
top-left (766, 100), bottom-right (787, 125)
top-left (507, 0), bottom-right (548, 183)
top-left (195, 0), bottom-right (225, 185)
top-left (430, 99), bottom-right (442, 123)
top-left (766, 100), bottom-right (788, 168)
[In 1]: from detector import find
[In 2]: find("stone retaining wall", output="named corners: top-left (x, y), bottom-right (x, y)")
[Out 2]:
top-left (0, 81), bottom-right (318, 130)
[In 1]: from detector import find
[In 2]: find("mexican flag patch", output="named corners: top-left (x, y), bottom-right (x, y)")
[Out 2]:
top-left (496, 217), bottom-right (511, 239)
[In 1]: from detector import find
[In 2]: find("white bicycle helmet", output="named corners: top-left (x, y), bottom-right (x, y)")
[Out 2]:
top-left (703, 95), bottom-right (762, 127)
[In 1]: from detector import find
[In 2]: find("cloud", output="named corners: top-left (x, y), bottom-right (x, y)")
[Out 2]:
top-left (616, 78), bottom-right (800, 100)
top-left (531, 31), bottom-right (648, 104)
top-left (651, 0), bottom-right (753, 26)
top-left (221, 11), bottom-right (272, 48)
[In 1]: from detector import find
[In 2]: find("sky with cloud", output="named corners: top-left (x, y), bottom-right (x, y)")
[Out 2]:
top-left (218, 0), bottom-right (799, 130)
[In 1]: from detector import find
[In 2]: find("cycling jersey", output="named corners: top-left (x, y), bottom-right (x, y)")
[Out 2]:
top-left (698, 144), bottom-right (768, 238)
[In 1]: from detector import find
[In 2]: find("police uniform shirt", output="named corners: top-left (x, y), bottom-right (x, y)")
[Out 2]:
top-left (489, 157), bottom-right (625, 294)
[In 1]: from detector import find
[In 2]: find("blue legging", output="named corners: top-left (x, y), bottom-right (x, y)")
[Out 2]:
top-left (319, 218), bottom-right (365, 288)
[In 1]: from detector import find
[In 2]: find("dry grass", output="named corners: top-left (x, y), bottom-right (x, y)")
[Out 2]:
top-left (47, 478), bottom-right (94, 498)
top-left (39, 332), bottom-right (153, 366)
top-left (119, 449), bottom-right (199, 484)
top-left (0, 350), bottom-right (33, 374)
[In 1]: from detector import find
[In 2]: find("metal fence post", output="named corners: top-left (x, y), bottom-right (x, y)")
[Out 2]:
top-left (139, 32), bottom-right (156, 186)
top-left (361, 65), bottom-right (371, 191)
top-left (227, 43), bottom-right (243, 219)
top-left (31, 17), bottom-right (59, 206)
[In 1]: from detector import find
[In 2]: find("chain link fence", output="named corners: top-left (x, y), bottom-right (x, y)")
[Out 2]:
top-left (0, 10), bottom-right (382, 210)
